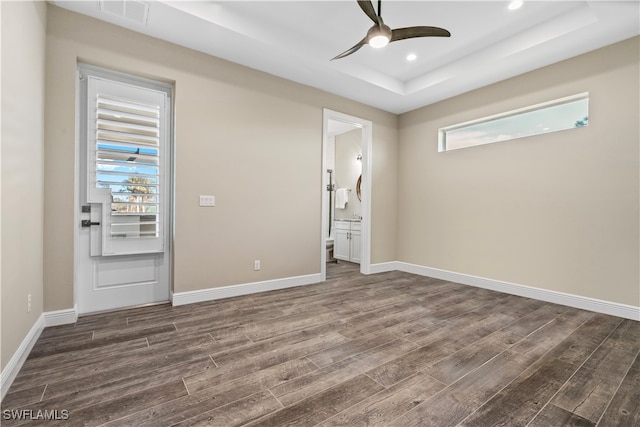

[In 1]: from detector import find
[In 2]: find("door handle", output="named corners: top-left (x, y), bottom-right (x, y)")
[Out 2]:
top-left (81, 220), bottom-right (100, 227)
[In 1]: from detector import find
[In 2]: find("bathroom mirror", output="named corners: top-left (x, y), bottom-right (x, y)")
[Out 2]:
top-left (329, 127), bottom-right (362, 222)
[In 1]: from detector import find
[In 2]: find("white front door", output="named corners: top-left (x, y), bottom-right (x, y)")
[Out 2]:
top-left (76, 68), bottom-right (171, 315)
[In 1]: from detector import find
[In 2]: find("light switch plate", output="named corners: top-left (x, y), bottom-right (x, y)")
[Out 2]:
top-left (199, 195), bottom-right (215, 207)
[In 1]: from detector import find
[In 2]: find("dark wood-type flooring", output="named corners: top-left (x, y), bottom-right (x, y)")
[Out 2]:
top-left (2, 262), bottom-right (639, 426)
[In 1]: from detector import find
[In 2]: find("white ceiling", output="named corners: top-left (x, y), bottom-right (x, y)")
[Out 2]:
top-left (52, 0), bottom-right (639, 114)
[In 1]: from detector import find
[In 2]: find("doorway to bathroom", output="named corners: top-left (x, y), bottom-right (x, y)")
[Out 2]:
top-left (321, 109), bottom-right (372, 280)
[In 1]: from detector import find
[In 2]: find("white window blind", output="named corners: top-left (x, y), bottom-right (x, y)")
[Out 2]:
top-left (95, 94), bottom-right (161, 239)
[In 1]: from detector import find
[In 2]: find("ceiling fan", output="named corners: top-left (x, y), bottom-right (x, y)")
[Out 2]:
top-left (332, 0), bottom-right (451, 60)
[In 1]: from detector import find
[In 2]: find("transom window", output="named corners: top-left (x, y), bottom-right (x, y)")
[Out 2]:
top-left (438, 93), bottom-right (589, 152)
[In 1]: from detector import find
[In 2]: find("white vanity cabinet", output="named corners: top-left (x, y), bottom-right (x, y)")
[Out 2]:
top-left (334, 220), bottom-right (361, 263)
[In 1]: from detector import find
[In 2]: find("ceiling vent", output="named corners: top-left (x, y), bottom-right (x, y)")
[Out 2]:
top-left (99, 0), bottom-right (149, 26)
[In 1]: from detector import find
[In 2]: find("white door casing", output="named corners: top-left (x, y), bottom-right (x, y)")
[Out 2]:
top-left (76, 66), bottom-right (171, 314)
top-left (321, 109), bottom-right (372, 278)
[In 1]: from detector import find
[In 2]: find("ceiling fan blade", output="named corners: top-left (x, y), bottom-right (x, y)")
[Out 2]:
top-left (390, 26), bottom-right (451, 42)
top-left (331, 38), bottom-right (367, 61)
top-left (357, 0), bottom-right (380, 25)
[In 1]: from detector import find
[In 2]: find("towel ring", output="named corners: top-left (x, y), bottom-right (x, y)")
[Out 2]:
top-left (356, 175), bottom-right (362, 202)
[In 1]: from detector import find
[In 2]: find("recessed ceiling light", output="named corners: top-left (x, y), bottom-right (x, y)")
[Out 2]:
top-left (406, 53), bottom-right (417, 61)
top-left (508, 0), bottom-right (523, 10)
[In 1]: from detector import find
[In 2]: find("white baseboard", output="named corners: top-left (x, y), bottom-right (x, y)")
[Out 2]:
top-left (368, 262), bottom-right (398, 274)
top-left (43, 307), bottom-right (78, 327)
top-left (394, 262), bottom-right (640, 321)
top-left (0, 315), bottom-right (44, 400)
top-left (1, 307), bottom-right (77, 400)
top-left (172, 273), bottom-right (324, 306)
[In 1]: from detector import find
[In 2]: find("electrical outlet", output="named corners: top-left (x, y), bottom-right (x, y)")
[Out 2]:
top-left (28, 294), bottom-right (32, 313)
top-left (199, 195), bottom-right (215, 207)
top-left (254, 260), bottom-right (261, 271)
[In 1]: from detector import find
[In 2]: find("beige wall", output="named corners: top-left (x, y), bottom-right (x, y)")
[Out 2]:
top-left (44, 5), bottom-right (398, 308)
top-left (1, 1), bottom-right (47, 371)
top-left (398, 37), bottom-right (640, 307)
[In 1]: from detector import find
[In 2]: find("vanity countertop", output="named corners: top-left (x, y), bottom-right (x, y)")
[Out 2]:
top-left (335, 218), bottom-right (362, 222)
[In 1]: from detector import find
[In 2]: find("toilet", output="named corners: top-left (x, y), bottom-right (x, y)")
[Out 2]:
top-left (326, 237), bottom-right (335, 262)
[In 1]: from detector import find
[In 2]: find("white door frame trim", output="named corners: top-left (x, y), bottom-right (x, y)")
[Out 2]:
top-left (321, 109), bottom-right (373, 279)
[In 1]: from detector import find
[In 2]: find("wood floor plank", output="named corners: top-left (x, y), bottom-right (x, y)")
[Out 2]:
top-left (27, 323), bottom-right (176, 359)
top-left (457, 314), bottom-right (622, 427)
top-left (209, 322), bottom-right (345, 365)
top-left (18, 335), bottom-right (214, 393)
top-left (424, 334), bottom-right (510, 385)
top-left (511, 310), bottom-right (595, 360)
top-left (336, 302), bottom-right (432, 339)
top-left (209, 306), bottom-right (340, 342)
top-left (246, 375), bottom-right (385, 427)
top-left (38, 316), bottom-right (126, 340)
top-left (75, 303), bottom-right (172, 327)
top-left (271, 337), bottom-right (420, 406)
top-left (12, 358), bottom-right (214, 422)
top-left (127, 302), bottom-right (277, 329)
top-left (317, 372), bottom-right (444, 427)
top-left (8, 338), bottom-right (150, 393)
top-left (184, 332), bottom-right (349, 394)
top-left (439, 312), bottom-right (518, 352)
top-left (457, 358), bottom-right (578, 427)
top-left (338, 292), bottom-right (416, 313)
top-left (106, 358), bottom-right (316, 427)
top-left (350, 338), bottom-right (420, 368)
top-left (0, 384), bottom-right (46, 410)
top-left (528, 404), bottom-right (595, 427)
top-left (596, 355), bottom-right (640, 427)
top-left (172, 390), bottom-right (282, 427)
top-left (59, 380), bottom-right (188, 426)
top-left (551, 320), bottom-right (640, 423)
top-left (541, 314), bottom-right (623, 366)
top-left (172, 308), bottom-right (290, 336)
top-left (406, 308), bottom-right (511, 348)
top-left (26, 331), bottom-right (94, 359)
top-left (270, 359), bottom-right (367, 406)
top-left (399, 349), bottom-right (535, 427)
top-left (306, 326), bottom-right (406, 367)
top-left (41, 341), bottom-right (223, 400)
top-left (15, 338), bottom-right (149, 379)
top-left (486, 303), bottom-right (570, 348)
top-left (365, 340), bottom-right (454, 387)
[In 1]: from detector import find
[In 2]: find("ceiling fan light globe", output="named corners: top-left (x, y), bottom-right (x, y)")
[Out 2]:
top-left (508, 0), bottom-right (523, 10)
top-left (369, 35), bottom-right (390, 48)
top-left (367, 23), bottom-right (392, 49)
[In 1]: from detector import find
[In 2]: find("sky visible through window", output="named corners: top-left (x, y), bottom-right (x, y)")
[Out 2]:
top-left (441, 95), bottom-right (589, 151)
top-left (97, 143), bottom-right (158, 185)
